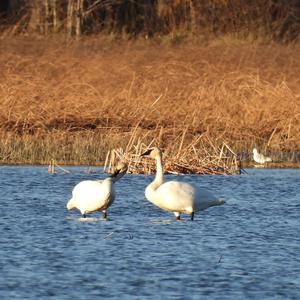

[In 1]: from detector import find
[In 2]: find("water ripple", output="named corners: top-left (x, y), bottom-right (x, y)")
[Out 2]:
top-left (0, 167), bottom-right (299, 299)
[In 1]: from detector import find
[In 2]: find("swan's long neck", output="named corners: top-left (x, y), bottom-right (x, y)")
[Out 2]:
top-left (145, 154), bottom-right (164, 206)
top-left (152, 154), bottom-right (163, 189)
top-left (146, 154), bottom-right (164, 191)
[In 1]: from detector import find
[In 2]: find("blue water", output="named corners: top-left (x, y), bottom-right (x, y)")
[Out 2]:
top-left (0, 166), bottom-right (299, 299)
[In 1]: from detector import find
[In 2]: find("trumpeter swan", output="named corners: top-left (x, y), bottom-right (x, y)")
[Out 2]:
top-left (141, 147), bottom-right (225, 220)
top-left (253, 148), bottom-right (272, 164)
top-left (66, 162), bottom-right (128, 219)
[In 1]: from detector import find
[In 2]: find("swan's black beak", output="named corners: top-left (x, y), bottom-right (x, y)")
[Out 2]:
top-left (140, 149), bottom-right (152, 157)
top-left (110, 162), bottom-right (128, 177)
top-left (110, 168), bottom-right (121, 178)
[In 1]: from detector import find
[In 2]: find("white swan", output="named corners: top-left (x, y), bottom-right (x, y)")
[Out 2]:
top-left (253, 148), bottom-right (272, 164)
top-left (66, 162), bottom-right (128, 219)
top-left (141, 147), bottom-right (225, 220)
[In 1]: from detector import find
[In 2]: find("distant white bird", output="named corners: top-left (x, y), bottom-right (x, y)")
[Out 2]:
top-left (253, 148), bottom-right (272, 164)
top-left (140, 147), bottom-right (225, 221)
top-left (66, 162), bottom-right (128, 219)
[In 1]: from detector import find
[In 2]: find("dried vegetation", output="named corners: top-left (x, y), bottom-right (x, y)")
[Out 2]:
top-left (0, 38), bottom-right (300, 169)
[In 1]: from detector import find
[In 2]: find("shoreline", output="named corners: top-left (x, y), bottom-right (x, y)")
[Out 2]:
top-left (1, 161), bottom-right (299, 169)
top-left (1, 38), bottom-right (300, 169)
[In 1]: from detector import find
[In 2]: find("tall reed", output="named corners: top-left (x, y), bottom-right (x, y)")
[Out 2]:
top-left (0, 38), bottom-right (300, 165)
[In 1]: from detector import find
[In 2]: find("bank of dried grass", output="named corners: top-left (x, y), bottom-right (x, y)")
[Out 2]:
top-left (0, 37), bottom-right (300, 167)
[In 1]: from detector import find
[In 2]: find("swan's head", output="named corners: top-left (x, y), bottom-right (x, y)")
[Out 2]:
top-left (253, 148), bottom-right (258, 154)
top-left (140, 147), bottom-right (162, 159)
top-left (110, 161), bottom-right (128, 179)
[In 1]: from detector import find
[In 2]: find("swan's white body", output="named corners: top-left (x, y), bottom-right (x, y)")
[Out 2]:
top-left (141, 147), bottom-right (225, 220)
top-left (66, 162), bottom-right (127, 218)
top-left (253, 148), bottom-right (272, 164)
top-left (67, 178), bottom-right (115, 216)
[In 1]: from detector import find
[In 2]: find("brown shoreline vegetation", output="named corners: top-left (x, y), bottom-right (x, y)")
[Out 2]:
top-left (1, 1), bottom-right (300, 172)
top-left (1, 37), bottom-right (300, 171)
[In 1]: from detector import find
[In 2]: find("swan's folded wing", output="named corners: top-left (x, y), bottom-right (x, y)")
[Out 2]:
top-left (156, 181), bottom-right (196, 211)
top-left (71, 180), bottom-right (113, 212)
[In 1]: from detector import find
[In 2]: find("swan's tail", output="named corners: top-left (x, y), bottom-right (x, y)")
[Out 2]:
top-left (265, 157), bottom-right (272, 162)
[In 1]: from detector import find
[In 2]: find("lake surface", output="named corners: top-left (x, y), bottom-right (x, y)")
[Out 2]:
top-left (0, 166), bottom-right (299, 299)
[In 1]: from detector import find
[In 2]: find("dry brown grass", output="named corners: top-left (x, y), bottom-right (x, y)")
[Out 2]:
top-left (104, 136), bottom-right (241, 175)
top-left (0, 36), bottom-right (300, 165)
